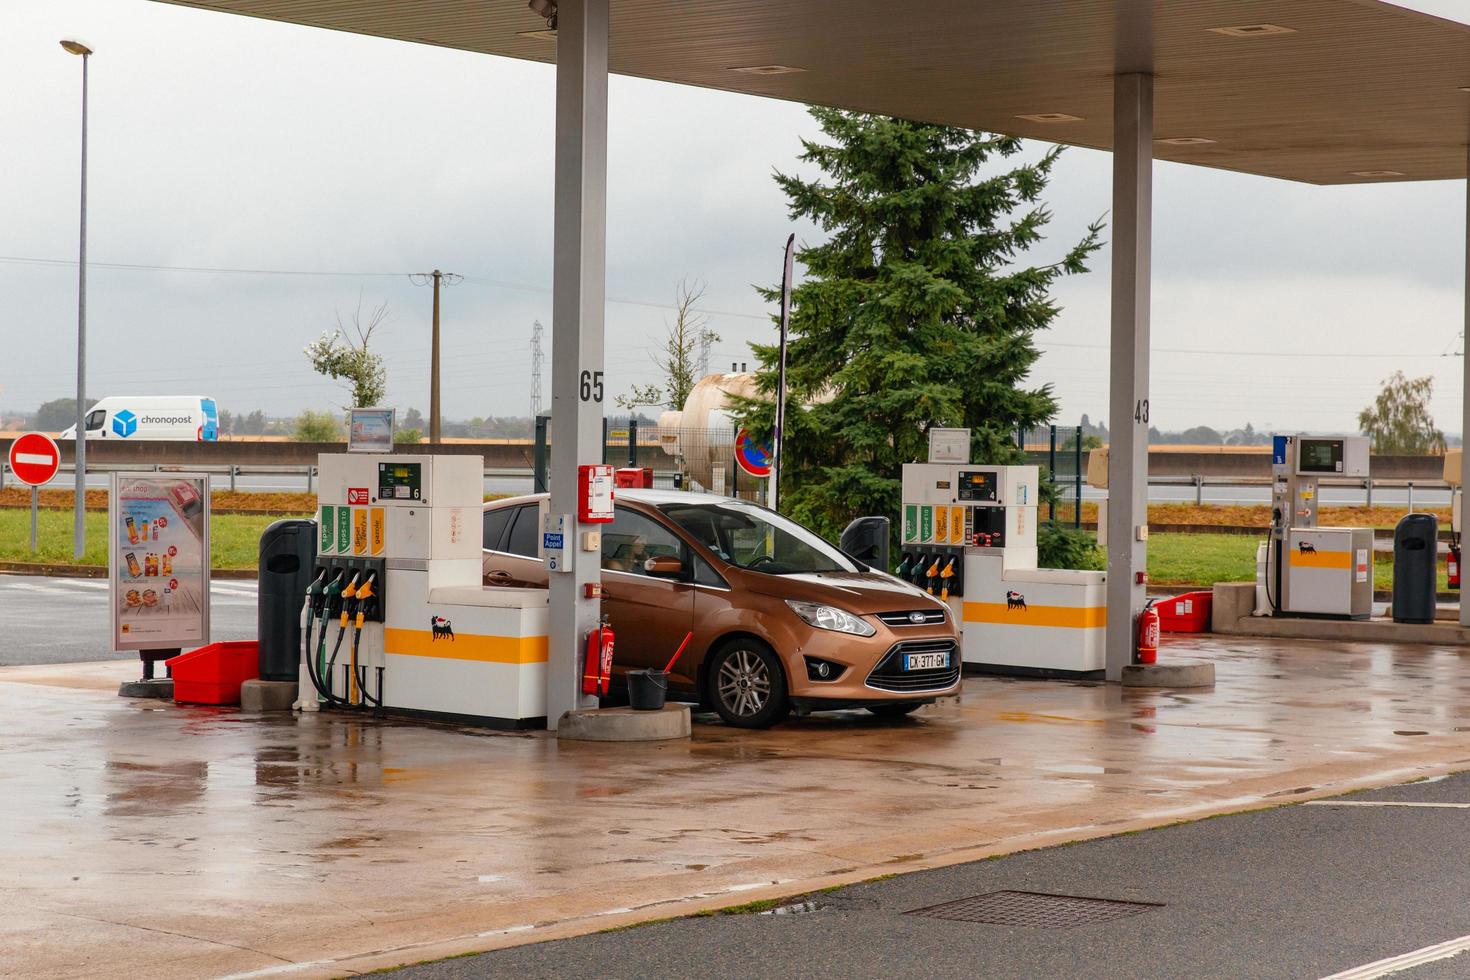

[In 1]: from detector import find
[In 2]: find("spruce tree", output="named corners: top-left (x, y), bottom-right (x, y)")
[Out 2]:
top-left (739, 109), bottom-right (1102, 550)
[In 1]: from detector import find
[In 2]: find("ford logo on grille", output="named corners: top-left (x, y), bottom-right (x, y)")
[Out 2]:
top-left (909, 611), bottom-right (928, 624)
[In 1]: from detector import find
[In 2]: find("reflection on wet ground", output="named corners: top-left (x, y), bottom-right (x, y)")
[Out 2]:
top-left (5, 635), bottom-right (1470, 977)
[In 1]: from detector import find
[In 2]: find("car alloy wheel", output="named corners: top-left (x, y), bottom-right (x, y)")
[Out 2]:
top-left (708, 641), bottom-right (789, 729)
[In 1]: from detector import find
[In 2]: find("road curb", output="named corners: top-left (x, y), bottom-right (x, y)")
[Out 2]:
top-left (0, 561), bottom-right (256, 580)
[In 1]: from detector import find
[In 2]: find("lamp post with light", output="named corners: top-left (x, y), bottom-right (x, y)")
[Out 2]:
top-left (61, 38), bottom-right (91, 560)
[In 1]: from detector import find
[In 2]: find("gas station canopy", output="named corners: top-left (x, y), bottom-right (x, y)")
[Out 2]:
top-left (160, 0), bottom-right (1470, 184)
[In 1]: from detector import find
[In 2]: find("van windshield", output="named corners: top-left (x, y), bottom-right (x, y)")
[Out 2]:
top-left (659, 499), bottom-right (858, 575)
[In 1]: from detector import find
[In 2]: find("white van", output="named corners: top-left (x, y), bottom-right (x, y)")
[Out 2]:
top-left (58, 396), bottom-right (220, 442)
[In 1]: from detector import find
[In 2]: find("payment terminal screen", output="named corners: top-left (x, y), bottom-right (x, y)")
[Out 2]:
top-left (1297, 439), bottom-right (1343, 474)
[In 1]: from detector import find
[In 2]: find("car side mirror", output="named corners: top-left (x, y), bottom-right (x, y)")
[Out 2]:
top-left (644, 556), bottom-right (684, 578)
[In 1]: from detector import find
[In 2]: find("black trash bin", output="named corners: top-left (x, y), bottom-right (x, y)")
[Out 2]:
top-left (1392, 513), bottom-right (1439, 625)
top-left (258, 519), bottom-right (319, 680)
top-left (840, 516), bottom-right (891, 572)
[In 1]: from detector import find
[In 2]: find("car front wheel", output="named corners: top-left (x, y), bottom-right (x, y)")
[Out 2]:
top-left (708, 640), bottom-right (789, 729)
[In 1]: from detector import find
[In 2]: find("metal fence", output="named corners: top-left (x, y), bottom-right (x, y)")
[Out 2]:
top-left (1018, 424), bottom-right (1085, 528)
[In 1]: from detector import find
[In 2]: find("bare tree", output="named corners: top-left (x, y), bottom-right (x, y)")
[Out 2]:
top-left (617, 279), bottom-right (720, 411)
top-left (305, 295), bottom-right (390, 409)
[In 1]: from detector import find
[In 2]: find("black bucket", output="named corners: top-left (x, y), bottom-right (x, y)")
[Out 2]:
top-left (627, 669), bottom-right (668, 711)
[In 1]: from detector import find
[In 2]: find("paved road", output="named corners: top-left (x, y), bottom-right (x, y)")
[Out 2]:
top-left (387, 772), bottom-right (1470, 980)
top-left (0, 575), bottom-right (257, 665)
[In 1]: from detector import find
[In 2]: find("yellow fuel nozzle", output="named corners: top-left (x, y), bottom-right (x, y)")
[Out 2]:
top-left (939, 557), bottom-right (956, 599)
top-left (339, 574), bottom-right (361, 627)
top-left (354, 576), bottom-right (376, 628)
top-left (925, 557), bottom-right (941, 594)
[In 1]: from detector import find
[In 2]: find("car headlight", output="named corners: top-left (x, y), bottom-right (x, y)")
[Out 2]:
top-left (785, 600), bottom-right (876, 637)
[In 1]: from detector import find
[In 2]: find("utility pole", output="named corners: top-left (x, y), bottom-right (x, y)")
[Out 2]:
top-left (410, 270), bottom-right (461, 443)
top-left (61, 38), bottom-right (93, 561)
top-left (530, 320), bottom-right (545, 418)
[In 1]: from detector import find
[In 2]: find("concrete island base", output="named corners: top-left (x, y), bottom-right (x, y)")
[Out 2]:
top-left (556, 703), bottom-right (691, 741)
top-left (1122, 660), bottom-right (1216, 688)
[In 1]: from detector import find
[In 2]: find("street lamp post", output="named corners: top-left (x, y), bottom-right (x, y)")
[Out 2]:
top-left (62, 38), bottom-right (92, 560)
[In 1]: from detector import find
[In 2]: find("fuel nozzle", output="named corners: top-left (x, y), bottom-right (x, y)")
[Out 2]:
top-left (895, 552), bottom-right (913, 578)
top-left (339, 572), bottom-right (362, 628)
top-left (354, 572), bottom-right (378, 628)
top-left (924, 555), bottom-right (942, 595)
top-left (306, 567), bottom-right (330, 614)
top-left (322, 567), bottom-right (347, 617)
top-left (939, 557), bottom-right (956, 600)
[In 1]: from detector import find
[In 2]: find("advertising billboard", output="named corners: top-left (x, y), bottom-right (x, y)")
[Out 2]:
top-left (110, 473), bottom-right (211, 651)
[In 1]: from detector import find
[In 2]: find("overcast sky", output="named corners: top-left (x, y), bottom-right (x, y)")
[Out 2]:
top-left (3, 0), bottom-right (1469, 435)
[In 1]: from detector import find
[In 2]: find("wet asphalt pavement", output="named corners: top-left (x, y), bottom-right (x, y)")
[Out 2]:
top-left (0, 574), bottom-right (257, 665)
top-left (386, 772), bottom-right (1470, 980)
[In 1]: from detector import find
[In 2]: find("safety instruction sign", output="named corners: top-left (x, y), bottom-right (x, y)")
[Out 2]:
top-left (109, 473), bottom-right (210, 651)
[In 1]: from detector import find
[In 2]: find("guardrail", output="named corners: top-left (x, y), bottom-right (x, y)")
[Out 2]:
top-left (1, 461), bottom-right (1455, 512)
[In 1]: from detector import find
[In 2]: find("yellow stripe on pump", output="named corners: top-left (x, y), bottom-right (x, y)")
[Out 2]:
top-left (963, 602), bottom-right (1107, 629)
top-left (385, 628), bottom-right (549, 664)
top-left (1288, 549), bottom-right (1352, 569)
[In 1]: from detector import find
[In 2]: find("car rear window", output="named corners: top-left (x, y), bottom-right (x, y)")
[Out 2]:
top-left (483, 507), bottom-right (513, 551)
top-left (505, 504), bottom-right (540, 558)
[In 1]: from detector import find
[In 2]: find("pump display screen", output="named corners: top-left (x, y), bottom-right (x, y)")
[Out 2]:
top-left (1298, 439), bottom-right (1344, 474)
top-left (377, 462), bottom-right (422, 500)
top-left (956, 470), bottom-right (998, 502)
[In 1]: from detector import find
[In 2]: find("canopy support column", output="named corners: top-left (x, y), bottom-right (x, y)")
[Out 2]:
top-left (1461, 146), bottom-right (1470, 627)
top-left (547, 0), bottom-right (609, 727)
top-left (1105, 71), bottom-right (1153, 680)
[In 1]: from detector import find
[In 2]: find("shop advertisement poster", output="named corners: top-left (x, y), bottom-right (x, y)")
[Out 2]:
top-left (110, 473), bottom-right (211, 651)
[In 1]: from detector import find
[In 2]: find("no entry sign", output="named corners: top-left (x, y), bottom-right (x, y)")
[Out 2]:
top-left (8, 432), bottom-right (61, 487)
top-left (734, 428), bottom-right (772, 479)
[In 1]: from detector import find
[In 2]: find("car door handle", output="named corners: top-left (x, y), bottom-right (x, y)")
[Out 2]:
top-left (486, 570), bottom-right (512, 584)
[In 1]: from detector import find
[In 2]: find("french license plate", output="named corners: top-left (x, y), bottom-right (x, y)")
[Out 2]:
top-left (904, 651), bottom-right (949, 671)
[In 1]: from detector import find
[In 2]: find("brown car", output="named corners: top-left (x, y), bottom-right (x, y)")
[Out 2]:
top-left (482, 489), bottom-right (960, 728)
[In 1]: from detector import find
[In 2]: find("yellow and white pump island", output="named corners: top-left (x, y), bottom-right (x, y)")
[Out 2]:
top-left (901, 462), bottom-right (1106, 678)
top-left (305, 453), bottom-right (549, 727)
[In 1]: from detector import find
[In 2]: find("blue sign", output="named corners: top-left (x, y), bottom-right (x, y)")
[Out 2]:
top-left (112, 409), bottom-right (137, 438)
top-left (542, 532), bottom-right (564, 551)
top-left (1272, 435), bottom-right (1288, 466)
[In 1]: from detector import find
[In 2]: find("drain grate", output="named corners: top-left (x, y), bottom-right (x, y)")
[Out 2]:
top-left (906, 890), bottom-right (1160, 929)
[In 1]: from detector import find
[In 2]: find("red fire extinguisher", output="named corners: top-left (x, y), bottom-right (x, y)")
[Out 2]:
top-left (1136, 600), bottom-right (1159, 665)
top-left (1450, 543), bottom-right (1461, 591)
top-left (582, 617), bottom-right (615, 696)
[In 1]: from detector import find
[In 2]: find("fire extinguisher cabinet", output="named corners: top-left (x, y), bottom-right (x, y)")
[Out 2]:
top-left (257, 519), bottom-right (319, 681)
top-left (1392, 513), bottom-right (1438, 625)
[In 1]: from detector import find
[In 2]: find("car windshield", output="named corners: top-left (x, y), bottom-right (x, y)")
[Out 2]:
top-left (659, 499), bottom-right (859, 575)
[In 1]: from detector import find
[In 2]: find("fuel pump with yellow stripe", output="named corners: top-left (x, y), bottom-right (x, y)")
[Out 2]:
top-left (306, 453), bottom-right (550, 727)
top-left (901, 462), bottom-right (1106, 677)
top-left (1264, 435), bottom-right (1373, 619)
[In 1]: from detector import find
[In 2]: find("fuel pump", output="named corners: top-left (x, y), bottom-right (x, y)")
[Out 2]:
top-left (304, 452), bottom-right (551, 727)
top-left (1264, 434), bottom-right (1372, 619)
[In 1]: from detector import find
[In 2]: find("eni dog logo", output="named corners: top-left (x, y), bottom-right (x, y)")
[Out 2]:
top-left (111, 409), bottom-right (137, 438)
top-left (1005, 590), bottom-right (1028, 612)
top-left (1298, 541), bottom-right (1317, 554)
top-left (430, 616), bottom-right (455, 641)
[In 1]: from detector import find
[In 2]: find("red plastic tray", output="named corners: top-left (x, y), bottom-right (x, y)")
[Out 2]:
top-left (1156, 591), bottom-right (1212, 633)
top-left (165, 640), bottom-right (260, 705)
